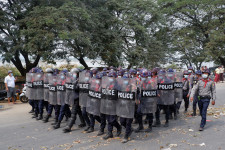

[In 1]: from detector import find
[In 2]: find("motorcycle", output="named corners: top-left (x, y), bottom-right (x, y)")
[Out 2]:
top-left (19, 85), bottom-right (28, 103)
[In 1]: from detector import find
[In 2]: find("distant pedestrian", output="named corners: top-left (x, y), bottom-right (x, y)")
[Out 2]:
top-left (4, 70), bottom-right (17, 104)
top-left (219, 66), bottom-right (224, 83)
top-left (214, 67), bottom-right (220, 83)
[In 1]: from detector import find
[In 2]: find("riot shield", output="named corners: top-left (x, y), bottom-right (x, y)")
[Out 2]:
top-left (79, 71), bottom-right (90, 107)
top-left (65, 72), bottom-right (78, 106)
top-left (33, 73), bottom-right (44, 100)
top-left (100, 76), bottom-right (117, 115)
top-left (26, 73), bottom-right (36, 100)
top-left (57, 73), bottom-right (66, 105)
top-left (174, 72), bottom-right (183, 102)
top-left (139, 77), bottom-right (158, 114)
top-left (43, 73), bottom-right (52, 102)
top-left (26, 73), bottom-right (32, 99)
top-left (48, 75), bottom-right (57, 105)
top-left (158, 73), bottom-right (175, 105)
top-left (86, 78), bottom-right (102, 116)
top-left (116, 78), bottom-right (136, 118)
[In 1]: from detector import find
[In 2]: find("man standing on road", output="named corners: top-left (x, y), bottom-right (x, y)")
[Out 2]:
top-left (219, 66), bottom-right (224, 83)
top-left (190, 69), bottom-right (216, 131)
top-left (4, 70), bottom-right (17, 104)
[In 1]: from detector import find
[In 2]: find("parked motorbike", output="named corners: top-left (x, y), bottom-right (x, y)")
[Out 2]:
top-left (19, 85), bottom-right (28, 103)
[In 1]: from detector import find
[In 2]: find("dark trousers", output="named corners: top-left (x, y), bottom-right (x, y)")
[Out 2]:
top-left (34, 100), bottom-right (39, 115)
top-left (82, 107), bottom-right (90, 126)
top-left (170, 102), bottom-right (177, 115)
top-left (90, 114), bottom-right (101, 128)
top-left (29, 99), bottom-right (34, 111)
top-left (38, 100), bottom-right (48, 115)
top-left (193, 95), bottom-right (199, 111)
top-left (106, 115), bottom-right (120, 132)
top-left (220, 73), bottom-right (224, 82)
top-left (198, 98), bottom-right (210, 128)
top-left (48, 104), bottom-right (60, 119)
top-left (176, 91), bottom-right (189, 110)
top-left (137, 104), bottom-right (153, 127)
top-left (120, 117), bottom-right (133, 135)
top-left (67, 99), bottom-right (85, 128)
top-left (155, 104), bottom-right (170, 123)
top-left (58, 104), bottom-right (71, 122)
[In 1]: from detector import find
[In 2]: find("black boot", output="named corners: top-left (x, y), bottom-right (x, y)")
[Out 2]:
top-left (51, 119), bottom-right (58, 125)
top-left (103, 131), bottom-right (113, 140)
top-left (144, 125), bottom-right (152, 132)
top-left (174, 114), bottom-right (177, 120)
top-left (29, 109), bottom-right (34, 113)
top-left (122, 134), bottom-right (129, 143)
top-left (169, 114), bottom-right (173, 120)
top-left (152, 120), bottom-right (161, 127)
top-left (97, 129), bottom-right (104, 136)
top-left (53, 121), bottom-right (61, 129)
top-left (164, 122), bottom-right (169, 127)
top-left (116, 126), bottom-right (122, 137)
top-left (134, 125), bottom-right (144, 133)
top-left (63, 126), bottom-right (71, 133)
top-left (86, 127), bottom-right (94, 133)
top-left (78, 123), bottom-right (86, 128)
top-left (84, 126), bottom-right (90, 131)
top-left (191, 110), bottom-right (196, 116)
top-left (36, 114), bottom-right (43, 120)
top-left (43, 115), bottom-right (50, 123)
top-left (32, 113), bottom-right (38, 119)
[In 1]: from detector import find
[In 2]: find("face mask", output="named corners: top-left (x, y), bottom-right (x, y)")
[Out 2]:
top-left (73, 74), bottom-right (77, 78)
top-left (124, 80), bottom-right (129, 84)
top-left (61, 76), bottom-right (65, 80)
top-left (202, 74), bottom-right (208, 79)
top-left (184, 75), bottom-right (188, 78)
top-left (84, 77), bottom-right (89, 81)
top-left (159, 76), bottom-right (163, 79)
top-left (53, 79), bottom-right (57, 82)
top-left (37, 74), bottom-right (41, 78)
top-left (11, 73), bottom-right (13, 76)
top-left (188, 70), bottom-right (192, 73)
top-left (168, 74), bottom-right (173, 77)
top-left (96, 80), bottom-right (100, 84)
top-left (118, 76), bottom-right (121, 78)
top-left (148, 76), bottom-right (151, 79)
top-left (48, 74), bottom-right (52, 76)
top-left (142, 78), bottom-right (146, 81)
top-left (109, 78), bottom-right (114, 82)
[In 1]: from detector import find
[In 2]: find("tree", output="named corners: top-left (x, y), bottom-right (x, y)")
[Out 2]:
top-left (159, 0), bottom-right (225, 67)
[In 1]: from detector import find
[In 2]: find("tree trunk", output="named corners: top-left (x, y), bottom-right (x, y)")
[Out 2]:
top-left (78, 56), bottom-right (89, 69)
top-left (218, 57), bottom-right (225, 67)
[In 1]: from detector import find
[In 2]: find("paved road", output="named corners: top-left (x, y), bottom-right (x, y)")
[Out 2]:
top-left (0, 83), bottom-right (225, 150)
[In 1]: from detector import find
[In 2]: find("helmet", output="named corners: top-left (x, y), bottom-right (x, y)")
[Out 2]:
top-left (109, 66), bottom-right (115, 71)
top-left (195, 70), bottom-right (202, 75)
top-left (202, 69), bottom-right (210, 74)
top-left (103, 67), bottom-right (108, 71)
top-left (167, 68), bottom-right (174, 73)
top-left (158, 69), bottom-right (166, 75)
top-left (108, 71), bottom-right (117, 77)
top-left (96, 72), bottom-right (103, 79)
top-left (70, 68), bottom-right (79, 74)
top-left (188, 66), bottom-right (193, 70)
top-left (91, 67), bottom-right (98, 74)
top-left (141, 69), bottom-right (148, 78)
top-left (61, 68), bottom-right (68, 74)
top-left (45, 68), bottom-right (53, 73)
top-left (183, 70), bottom-right (189, 75)
top-left (148, 71), bottom-right (152, 77)
top-left (123, 72), bottom-right (129, 78)
top-left (53, 69), bottom-right (59, 75)
top-left (118, 70), bottom-right (124, 77)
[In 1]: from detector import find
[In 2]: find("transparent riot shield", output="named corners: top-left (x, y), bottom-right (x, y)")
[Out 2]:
top-left (48, 75), bottom-right (57, 105)
top-left (158, 73), bottom-right (175, 105)
top-left (174, 72), bottom-right (183, 102)
top-left (116, 78), bottom-right (136, 118)
top-left (86, 78), bottom-right (102, 116)
top-left (57, 73), bottom-right (66, 105)
top-left (33, 73), bottom-right (44, 100)
top-left (78, 71), bottom-right (90, 107)
top-left (43, 73), bottom-right (52, 102)
top-left (65, 72), bottom-right (78, 106)
top-left (140, 77), bottom-right (158, 114)
top-left (100, 76), bottom-right (117, 115)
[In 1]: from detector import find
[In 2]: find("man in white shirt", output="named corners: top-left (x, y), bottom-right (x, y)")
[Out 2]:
top-left (219, 66), bottom-right (224, 83)
top-left (4, 70), bottom-right (17, 104)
